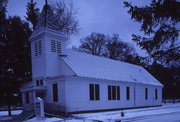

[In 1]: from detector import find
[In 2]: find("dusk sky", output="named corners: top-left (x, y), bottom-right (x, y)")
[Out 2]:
top-left (7, 0), bottom-right (150, 56)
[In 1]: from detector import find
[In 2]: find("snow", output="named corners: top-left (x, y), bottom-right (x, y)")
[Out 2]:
top-left (0, 110), bottom-right (22, 121)
top-left (3, 103), bottom-right (180, 122)
top-left (25, 118), bottom-right (93, 122)
top-left (126, 113), bottom-right (180, 122)
top-left (62, 50), bottom-right (163, 86)
top-left (25, 117), bottom-right (63, 122)
top-left (73, 103), bottom-right (180, 121)
top-left (0, 110), bottom-right (22, 116)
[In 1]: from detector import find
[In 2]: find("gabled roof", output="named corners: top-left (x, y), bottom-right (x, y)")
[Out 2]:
top-left (62, 50), bottom-right (163, 86)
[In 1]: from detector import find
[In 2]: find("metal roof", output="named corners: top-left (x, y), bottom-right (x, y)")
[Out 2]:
top-left (62, 50), bottom-right (163, 86)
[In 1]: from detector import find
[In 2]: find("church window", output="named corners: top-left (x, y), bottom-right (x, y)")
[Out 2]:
top-left (35, 42), bottom-right (38, 56)
top-left (51, 40), bottom-right (56, 52)
top-left (36, 79), bottom-right (43, 86)
top-left (57, 41), bottom-right (61, 54)
top-left (155, 89), bottom-right (158, 100)
top-left (40, 79), bottom-right (43, 85)
top-left (53, 83), bottom-right (58, 102)
top-left (108, 86), bottom-right (111, 100)
top-left (36, 80), bottom-right (39, 86)
top-left (117, 86), bottom-right (120, 100)
top-left (145, 88), bottom-right (148, 100)
top-left (108, 85), bottom-right (120, 100)
top-left (26, 92), bottom-right (30, 104)
top-left (51, 40), bottom-right (61, 54)
top-left (38, 40), bottom-right (42, 55)
top-left (34, 40), bottom-right (42, 56)
top-left (126, 86), bottom-right (130, 100)
top-left (89, 84), bottom-right (100, 100)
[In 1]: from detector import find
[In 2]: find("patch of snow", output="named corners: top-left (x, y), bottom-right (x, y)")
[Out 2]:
top-left (24, 103), bottom-right (180, 122)
top-left (0, 110), bottom-right (22, 116)
top-left (73, 103), bottom-right (180, 121)
top-left (24, 118), bottom-right (91, 122)
top-left (24, 117), bottom-right (63, 122)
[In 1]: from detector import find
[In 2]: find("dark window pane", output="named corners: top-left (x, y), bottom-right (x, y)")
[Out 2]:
top-left (26, 92), bottom-right (29, 104)
top-left (112, 86), bottom-right (116, 100)
top-left (108, 85), bottom-right (111, 100)
top-left (51, 40), bottom-right (56, 52)
top-left (95, 84), bottom-right (100, 100)
top-left (40, 79), bottom-right (43, 86)
top-left (35, 42), bottom-right (38, 56)
top-left (117, 86), bottom-right (120, 100)
top-left (57, 41), bottom-right (61, 54)
top-left (89, 84), bottom-right (94, 100)
top-left (36, 80), bottom-right (39, 86)
top-left (155, 89), bottom-right (158, 100)
top-left (126, 87), bottom-right (130, 100)
top-left (145, 88), bottom-right (148, 100)
top-left (53, 83), bottom-right (58, 102)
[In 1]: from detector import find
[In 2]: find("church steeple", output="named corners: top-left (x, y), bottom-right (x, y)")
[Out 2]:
top-left (29, 0), bottom-right (67, 80)
top-left (31, 0), bottom-right (60, 35)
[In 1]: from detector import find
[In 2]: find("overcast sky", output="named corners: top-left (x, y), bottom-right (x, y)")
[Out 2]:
top-left (7, 0), bottom-right (150, 56)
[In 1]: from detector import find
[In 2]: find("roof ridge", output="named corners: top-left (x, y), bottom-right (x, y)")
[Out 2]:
top-left (67, 49), bottom-right (142, 68)
top-left (62, 49), bottom-right (163, 86)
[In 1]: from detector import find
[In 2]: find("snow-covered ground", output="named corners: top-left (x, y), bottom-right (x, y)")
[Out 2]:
top-left (1, 103), bottom-right (180, 122)
top-left (0, 110), bottom-right (22, 116)
top-left (25, 117), bottom-right (63, 122)
top-left (0, 110), bottom-right (22, 121)
top-left (73, 103), bottom-right (180, 121)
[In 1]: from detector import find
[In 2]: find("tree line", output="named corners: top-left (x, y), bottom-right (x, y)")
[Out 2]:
top-left (74, 33), bottom-right (142, 65)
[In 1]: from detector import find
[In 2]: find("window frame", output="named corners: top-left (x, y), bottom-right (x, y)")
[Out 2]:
top-left (155, 89), bottom-right (158, 100)
top-left (108, 85), bottom-right (112, 100)
top-left (108, 85), bottom-right (120, 100)
top-left (89, 84), bottom-right (100, 101)
top-left (117, 86), bottom-right (120, 100)
top-left (145, 88), bottom-right (148, 100)
top-left (34, 40), bottom-right (42, 56)
top-left (89, 84), bottom-right (95, 100)
top-left (126, 86), bottom-right (130, 100)
top-left (52, 83), bottom-right (58, 102)
top-left (51, 40), bottom-right (61, 54)
top-left (26, 92), bottom-right (30, 104)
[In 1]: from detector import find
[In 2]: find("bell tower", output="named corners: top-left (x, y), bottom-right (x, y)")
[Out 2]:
top-left (29, 2), bottom-right (68, 82)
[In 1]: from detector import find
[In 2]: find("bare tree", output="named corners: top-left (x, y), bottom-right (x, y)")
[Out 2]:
top-left (79, 32), bottom-right (108, 56)
top-left (106, 34), bottom-right (137, 62)
top-left (25, 0), bottom-right (79, 36)
top-left (52, 1), bottom-right (79, 36)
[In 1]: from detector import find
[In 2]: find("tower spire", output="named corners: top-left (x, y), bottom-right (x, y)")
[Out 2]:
top-left (44, 0), bottom-right (48, 27)
top-left (32, 0), bottom-right (59, 32)
top-left (45, 0), bottom-right (48, 5)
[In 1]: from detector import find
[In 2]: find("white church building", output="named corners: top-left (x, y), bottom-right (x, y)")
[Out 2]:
top-left (20, 3), bottom-right (163, 114)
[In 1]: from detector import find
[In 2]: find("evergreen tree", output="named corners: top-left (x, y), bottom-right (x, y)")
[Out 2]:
top-left (0, 0), bottom-right (8, 39)
top-left (124, 0), bottom-right (180, 66)
top-left (25, 0), bottom-right (40, 29)
top-left (0, 16), bottom-right (32, 116)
